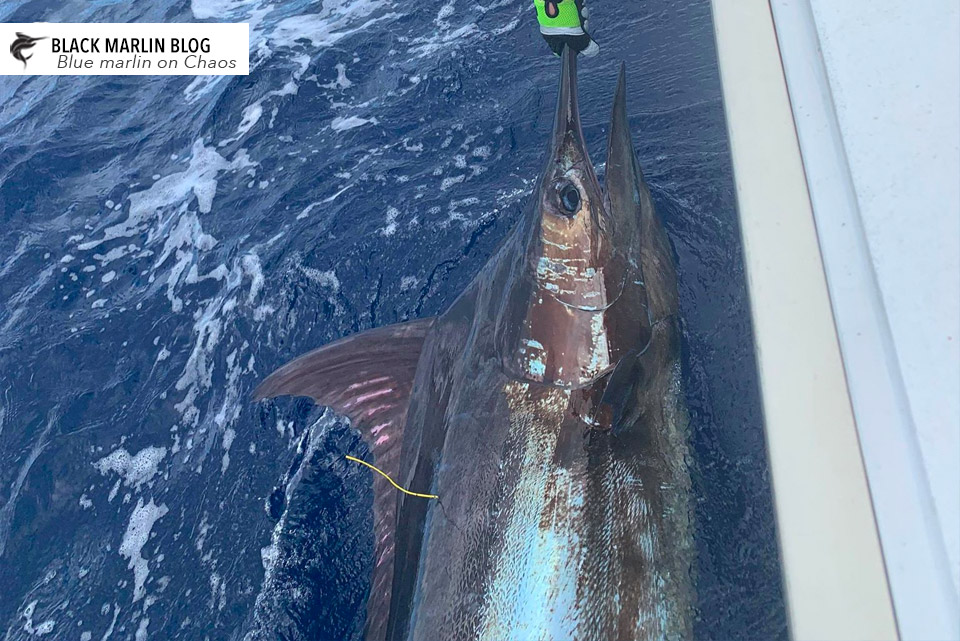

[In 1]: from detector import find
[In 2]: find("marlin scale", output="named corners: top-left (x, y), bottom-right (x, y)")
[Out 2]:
top-left (255, 48), bottom-right (695, 641)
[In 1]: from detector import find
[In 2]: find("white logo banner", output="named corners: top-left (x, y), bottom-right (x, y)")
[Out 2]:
top-left (1, 23), bottom-right (249, 75)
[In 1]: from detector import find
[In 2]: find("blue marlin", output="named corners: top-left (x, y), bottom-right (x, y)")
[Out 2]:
top-left (255, 48), bottom-right (695, 640)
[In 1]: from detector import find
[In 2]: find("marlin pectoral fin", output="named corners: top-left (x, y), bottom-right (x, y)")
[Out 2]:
top-left (254, 316), bottom-right (434, 641)
top-left (597, 348), bottom-right (644, 434)
top-left (253, 317), bottom-right (433, 450)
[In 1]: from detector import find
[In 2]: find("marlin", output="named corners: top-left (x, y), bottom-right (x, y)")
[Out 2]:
top-left (9, 33), bottom-right (45, 67)
top-left (255, 48), bottom-right (695, 641)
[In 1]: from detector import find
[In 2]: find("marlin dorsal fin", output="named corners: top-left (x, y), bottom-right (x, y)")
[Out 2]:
top-left (253, 317), bottom-right (434, 641)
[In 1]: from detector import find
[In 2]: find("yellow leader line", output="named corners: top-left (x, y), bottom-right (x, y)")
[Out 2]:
top-left (344, 455), bottom-right (438, 499)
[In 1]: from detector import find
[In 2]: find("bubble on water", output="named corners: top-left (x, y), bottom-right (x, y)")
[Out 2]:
top-left (119, 498), bottom-right (168, 602)
top-left (94, 446), bottom-right (168, 490)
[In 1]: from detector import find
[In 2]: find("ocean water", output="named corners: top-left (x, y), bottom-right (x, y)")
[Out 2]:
top-left (0, 0), bottom-right (788, 639)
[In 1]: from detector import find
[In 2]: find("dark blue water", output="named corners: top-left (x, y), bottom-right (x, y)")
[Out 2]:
top-left (0, 1), bottom-right (787, 639)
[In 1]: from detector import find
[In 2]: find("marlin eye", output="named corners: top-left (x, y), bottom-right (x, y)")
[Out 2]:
top-left (558, 182), bottom-right (581, 215)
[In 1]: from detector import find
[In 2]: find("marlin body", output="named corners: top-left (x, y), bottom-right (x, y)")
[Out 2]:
top-left (256, 49), bottom-right (694, 641)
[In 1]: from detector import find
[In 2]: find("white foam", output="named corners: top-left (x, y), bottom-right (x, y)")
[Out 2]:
top-left (191, 0), bottom-right (258, 20)
top-left (331, 115), bottom-right (378, 131)
top-left (209, 572), bottom-right (227, 611)
top-left (101, 603), bottom-right (119, 640)
top-left (300, 267), bottom-right (340, 292)
top-left (323, 185), bottom-right (352, 203)
top-left (78, 140), bottom-right (253, 251)
top-left (381, 207), bottom-right (399, 236)
top-left (94, 446), bottom-right (167, 490)
top-left (241, 254), bottom-right (263, 304)
top-left (108, 479), bottom-right (120, 502)
top-left (296, 202), bottom-right (319, 220)
top-left (440, 175), bottom-right (466, 191)
top-left (321, 63), bottom-right (353, 90)
top-left (221, 427), bottom-right (236, 474)
top-left (171, 254), bottom-right (257, 430)
top-left (407, 23), bottom-right (479, 58)
top-left (35, 620), bottom-right (55, 636)
top-left (492, 15), bottom-right (520, 36)
top-left (174, 305), bottom-right (223, 427)
top-left (232, 104), bottom-right (263, 141)
top-left (269, 0), bottom-right (395, 50)
top-left (182, 76), bottom-right (227, 104)
top-left (195, 514), bottom-right (211, 553)
top-left (135, 617), bottom-right (150, 641)
top-left (119, 499), bottom-right (168, 602)
top-left (94, 245), bottom-right (137, 267)
top-left (19, 599), bottom-right (55, 636)
top-left (436, 0), bottom-right (455, 23)
top-left (153, 209), bottom-right (218, 313)
top-left (221, 81), bottom-right (300, 146)
top-left (212, 344), bottom-right (250, 470)
top-left (260, 541), bottom-right (278, 571)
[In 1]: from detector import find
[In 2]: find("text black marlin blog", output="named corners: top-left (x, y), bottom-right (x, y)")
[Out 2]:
top-left (51, 36), bottom-right (211, 54)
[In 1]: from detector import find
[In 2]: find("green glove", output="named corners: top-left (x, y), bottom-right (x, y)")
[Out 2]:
top-left (534, 0), bottom-right (599, 57)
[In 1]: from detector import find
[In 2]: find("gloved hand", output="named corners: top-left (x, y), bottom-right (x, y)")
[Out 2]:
top-left (534, 0), bottom-right (599, 57)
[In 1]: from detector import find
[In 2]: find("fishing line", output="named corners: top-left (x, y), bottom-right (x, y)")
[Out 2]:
top-left (344, 455), bottom-right (439, 499)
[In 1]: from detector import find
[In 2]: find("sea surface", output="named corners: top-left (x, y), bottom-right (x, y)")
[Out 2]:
top-left (0, 0), bottom-right (788, 639)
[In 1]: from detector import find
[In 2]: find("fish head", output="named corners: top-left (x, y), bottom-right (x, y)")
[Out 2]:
top-left (495, 48), bottom-right (654, 389)
top-left (533, 48), bottom-right (644, 311)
